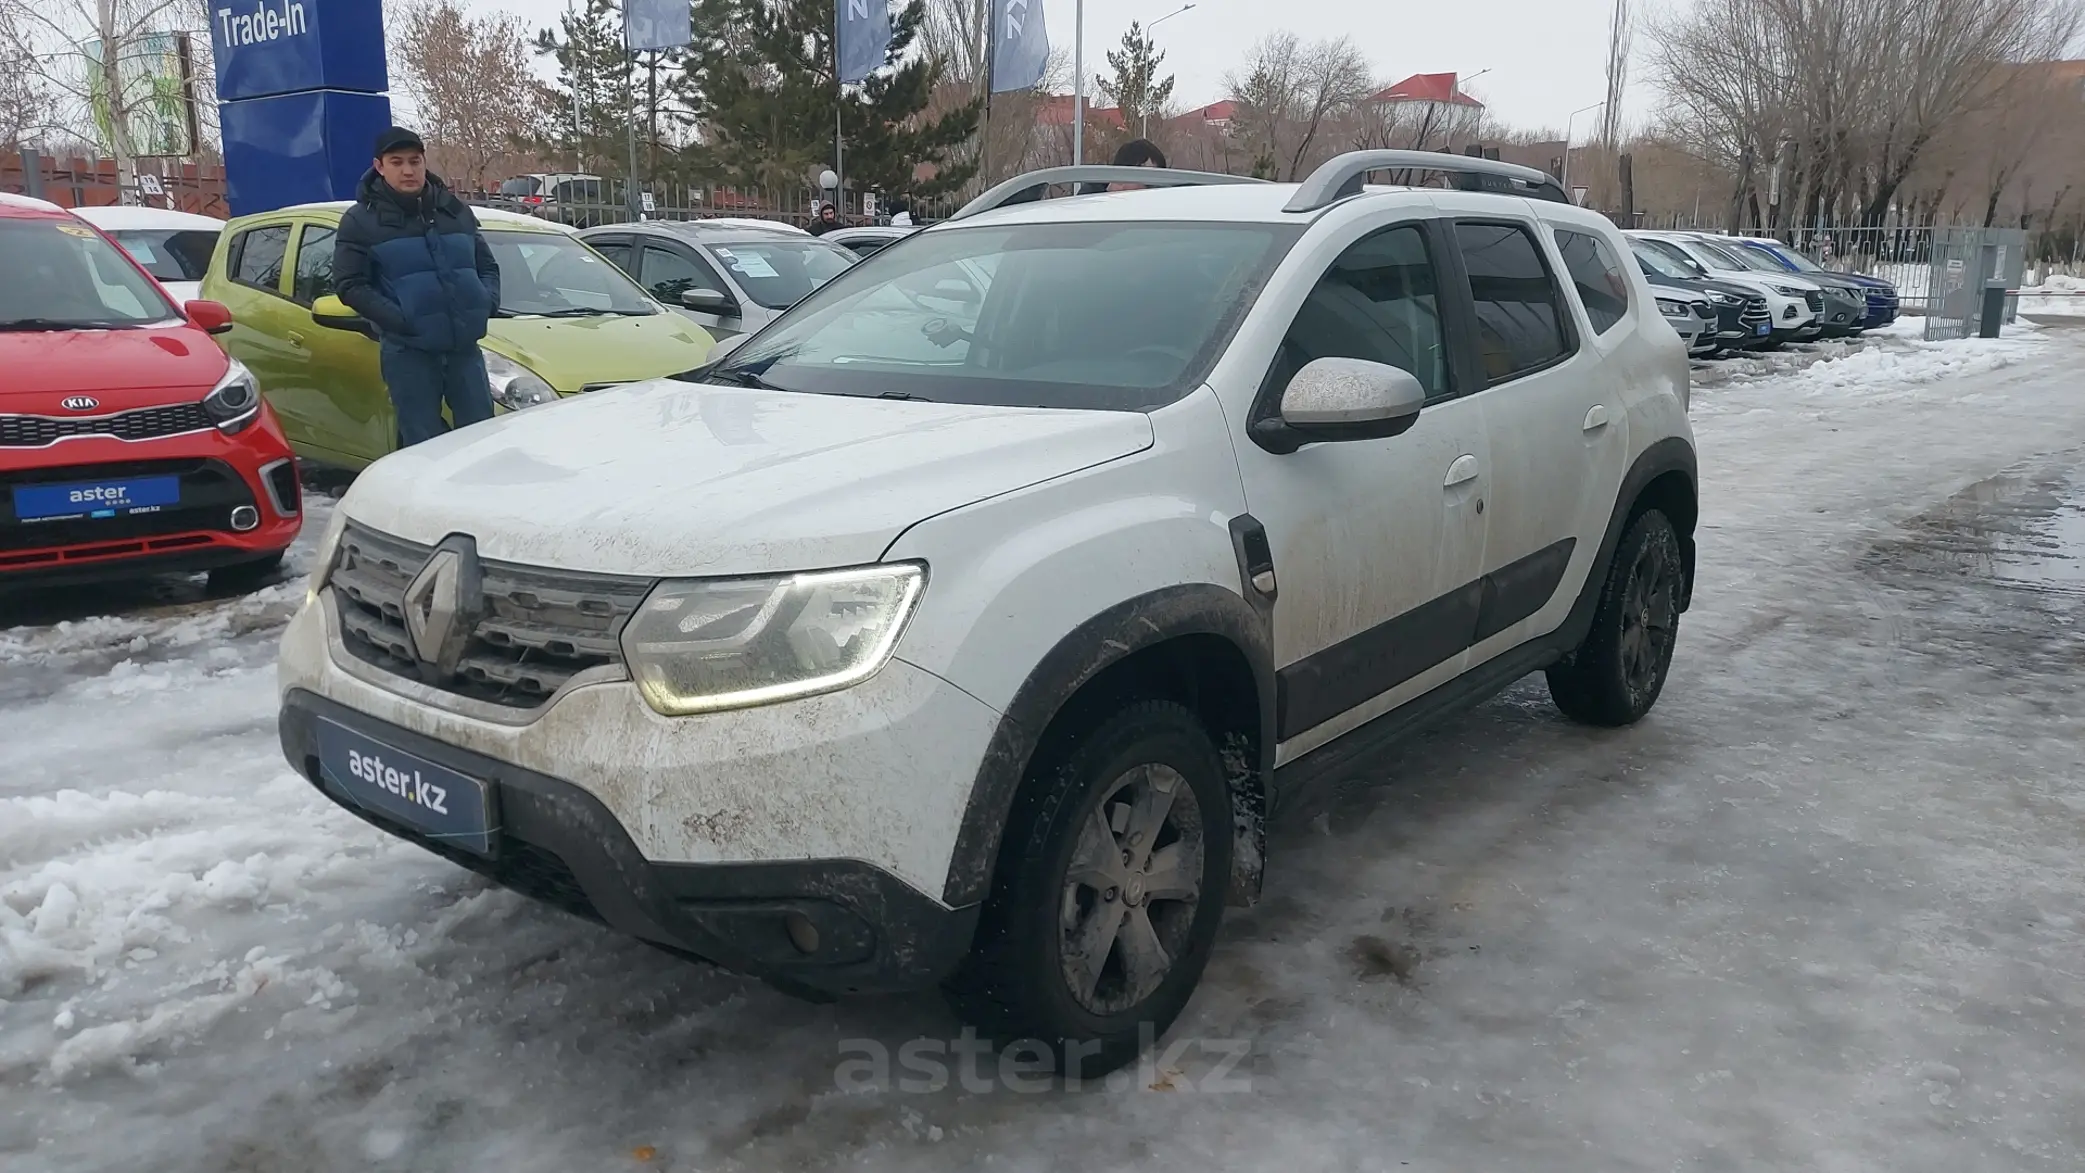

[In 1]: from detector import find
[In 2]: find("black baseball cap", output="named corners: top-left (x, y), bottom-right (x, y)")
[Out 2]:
top-left (373, 126), bottom-right (425, 157)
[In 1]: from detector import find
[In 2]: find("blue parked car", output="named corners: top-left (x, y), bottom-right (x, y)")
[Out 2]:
top-left (1733, 237), bottom-right (1900, 328)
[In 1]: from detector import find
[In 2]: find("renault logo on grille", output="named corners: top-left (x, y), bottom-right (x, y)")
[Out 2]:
top-left (401, 535), bottom-right (486, 683)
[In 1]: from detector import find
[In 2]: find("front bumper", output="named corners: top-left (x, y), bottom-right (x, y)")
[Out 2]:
top-left (280, 689), bottom-right (980, 994)
top-left (0, 421), bottom-right (301, 585)
top-left (276, 588), bottom-right (1004, 993)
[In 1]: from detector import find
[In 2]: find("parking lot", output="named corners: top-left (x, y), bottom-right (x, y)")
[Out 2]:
top-left (3, 323), bottom-right (2083, 1172)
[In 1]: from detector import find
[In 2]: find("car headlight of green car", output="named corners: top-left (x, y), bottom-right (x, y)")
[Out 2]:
top-left (482, 349), bottom-right (558, 411)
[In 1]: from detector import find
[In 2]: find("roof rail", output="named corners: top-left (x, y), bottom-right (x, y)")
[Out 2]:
top-left (1284, 150), bottom-right (1570, 213)
top-left (950, 166), bottom-right (1268, 222)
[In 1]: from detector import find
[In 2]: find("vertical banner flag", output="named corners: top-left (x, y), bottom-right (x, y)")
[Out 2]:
top-left (837, 0), bottom-right (892, 84)
top-left (628, 0), bottom-right (694, 50)
top-left (991, 0), bottom-right (1049, 93)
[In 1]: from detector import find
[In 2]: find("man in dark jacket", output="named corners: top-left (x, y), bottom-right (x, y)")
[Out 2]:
top-left (334, 127), bottom-right (501, 449)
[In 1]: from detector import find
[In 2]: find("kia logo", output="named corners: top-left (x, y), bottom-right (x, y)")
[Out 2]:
top-left (60, 396), bottom-right (99, 412)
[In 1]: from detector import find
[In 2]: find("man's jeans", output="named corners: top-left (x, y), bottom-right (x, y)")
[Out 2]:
top-left (380, 343), bottom-right (496, 449)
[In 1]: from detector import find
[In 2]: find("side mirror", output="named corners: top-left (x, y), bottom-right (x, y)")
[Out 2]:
top-left (311, 294), bottom-right (374, 338)
top-left (185, 299), bottom-right (234, 335)
top-left (1251, 357), bottom-right (1426, 455)
top-left (682, 287), bottom-right (736, 314)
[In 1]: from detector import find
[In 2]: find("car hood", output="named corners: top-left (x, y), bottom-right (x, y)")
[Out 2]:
top-left (337, 379), bottom-right (1156, 576)
top-left (484, 311), bottom-right (717, 394)
top-left (0, 323), bottom-right (225, 410)
top-left (1831, 271), bottom-right (1897, 293)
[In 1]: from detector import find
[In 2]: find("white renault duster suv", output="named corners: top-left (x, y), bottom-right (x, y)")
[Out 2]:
top-left (279, 151), bottom-right (1698, 1076)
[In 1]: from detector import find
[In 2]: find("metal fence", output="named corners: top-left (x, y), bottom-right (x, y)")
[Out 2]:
top-left (1726, 226), bottom-right (2029, 337)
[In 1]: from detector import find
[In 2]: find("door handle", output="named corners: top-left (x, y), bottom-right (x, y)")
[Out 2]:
top-left (1444, 454), bottom-right (1480, 488)
top-left (1583, 405), bottom-right (1610, 432)
top-left (286, 330), bottom-right (308, 347)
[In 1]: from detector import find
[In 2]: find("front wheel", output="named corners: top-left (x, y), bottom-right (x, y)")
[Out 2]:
top-left (945, 701), bottom-right (1231, 1078)
top-left (1546, 509), bottom-right (1685, 726)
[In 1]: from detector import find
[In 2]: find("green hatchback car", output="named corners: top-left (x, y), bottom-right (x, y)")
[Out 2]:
top-left (202, 203), bottom-right (716, 469)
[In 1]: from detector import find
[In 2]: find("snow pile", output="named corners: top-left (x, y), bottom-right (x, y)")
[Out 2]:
top-left (1691, 318), bottom-right (2047, 413)
top-left (2020, 273), bottom-right (2085, 317)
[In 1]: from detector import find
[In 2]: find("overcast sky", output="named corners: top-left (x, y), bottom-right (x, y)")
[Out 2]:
top-left (468, 0), bottom-right (1660, 134)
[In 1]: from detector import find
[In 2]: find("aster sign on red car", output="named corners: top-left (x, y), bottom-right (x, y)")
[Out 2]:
top-left (0, 193), bottom-right (302, 591)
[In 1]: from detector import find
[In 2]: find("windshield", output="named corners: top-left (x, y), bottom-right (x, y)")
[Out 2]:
top-left (109, 228), bottom-right (220, 283)
top-left (1638, 239), bottom-right (1708, 278)
top-left (0, 218), bottom-right (177, 329)
top-left (1688, 239), bottom-right (1754, 270)
top-left (483, 230), bottom-right (657, 317)
top-left (1723, 243), bottom-right (1788, 273)
top-left (703, 238), bottom-right (857, 309)
top-left (499, 177), bottom-right (542, 197)
top-left (1774, 246), bottom-right (1825, 273)
top-left (711, 221), bottom-right (1300, 411)
top-left (1632, 243), bottom-right (1697, 280)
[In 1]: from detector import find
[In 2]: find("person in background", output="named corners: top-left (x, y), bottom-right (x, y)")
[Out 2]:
top-left (333, 126), bottom-right (500, 449)
top-left (1078, 139), bottom-right (1170, 194)
top-left (888, 196), bottom-right (913, 227)
top-left (809, 203), bottom-right (842, 236)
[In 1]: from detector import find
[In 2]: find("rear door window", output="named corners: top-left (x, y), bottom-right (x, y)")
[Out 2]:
top-left (1553, 228), bottom-right (1631, 335)
top-left (1454, 222), bottom-right (1573, 384)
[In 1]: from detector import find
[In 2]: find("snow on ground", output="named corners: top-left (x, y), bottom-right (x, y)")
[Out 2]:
top-left (2020, 273), bottom-right (2085, 318)
top-left (4, 330), bottom-right (2085, 1172)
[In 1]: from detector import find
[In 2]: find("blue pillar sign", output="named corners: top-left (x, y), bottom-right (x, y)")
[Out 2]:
top-left (212, 0), bottom-right (391, 216)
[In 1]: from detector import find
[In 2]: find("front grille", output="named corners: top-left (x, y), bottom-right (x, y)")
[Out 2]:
top-left (1692, 303), bottom-right (1716, 321)
top-left (1738, 297), bottom-right (1771, 329)
top-left (0, 403), bottom-right (214, 448)
top-left (1, 458), bottom-right (254, 552)
top-left (1804, 291), bottom-right (1824, 314)
top-left (330, 523), bottom-right (654, 709)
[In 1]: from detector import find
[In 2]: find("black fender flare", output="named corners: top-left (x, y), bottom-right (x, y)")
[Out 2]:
top-left (1558, 436), bottom-right (1699, 653)
top-left (939, 582), bottom-right (1276, 909)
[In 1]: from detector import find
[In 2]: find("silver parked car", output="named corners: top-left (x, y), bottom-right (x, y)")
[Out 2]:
top-left (578, 219), bottom-right (858, 338)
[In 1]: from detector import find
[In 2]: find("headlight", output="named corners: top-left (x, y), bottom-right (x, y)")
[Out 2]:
top-left (622, 563), bottom-right (926, 715)
top-left (1711, 292), bottom-right (1742, 307)
top-left (1770, 284), bottom-right (1807, 298)
top-left (482, 350), bottom-right (558, 411)
top-left (203, 358), bottom-right (261, 434)
top-left (1655, 298), bottom-right (1688, 317)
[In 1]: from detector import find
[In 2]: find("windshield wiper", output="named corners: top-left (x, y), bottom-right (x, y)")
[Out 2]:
top-left (501, 307), bottom-right (628, 319)
top-left (0, 318), bottom-right (145, 332)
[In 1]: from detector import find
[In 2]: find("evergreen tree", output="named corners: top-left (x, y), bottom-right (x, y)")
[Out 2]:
top-left (532, 0), bottom-right (642, 178)
top-left (1096, 21), bottom-right (1176, 138)
top-left (684, 0), bottom-right (980, 198)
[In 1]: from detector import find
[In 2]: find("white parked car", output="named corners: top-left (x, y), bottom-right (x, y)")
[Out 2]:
top-left (70, 204), bottom-right (226, 303)
top-left (576, 219), bottom-right (856, 339)
top-left (278, 152), bottom-right (1700, 1076)
top-left (1628, 229), bottom-right (1823, 346)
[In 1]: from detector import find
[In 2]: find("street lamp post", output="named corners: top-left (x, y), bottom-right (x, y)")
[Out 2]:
top-left (1140, 4), bottom-right (1196, 139)
top-left (1073, 0), bottom-right (1085, 164)
top-left (1447, 67), bottom-right (1490, 152)
top-left (1561, 100), bottom-right (1606, 195)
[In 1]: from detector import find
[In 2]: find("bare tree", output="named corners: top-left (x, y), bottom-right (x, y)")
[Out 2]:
top-left (1224, 32), bottom-right (1372, 180)
top-left (0, 8), bottom-right (52, 148)
top-left (390, 0), bottom-right (541, 191)
top-left (1648, 0), bottom-right (2082, 228)
top-left (0, 0), bottom-right (197, 190)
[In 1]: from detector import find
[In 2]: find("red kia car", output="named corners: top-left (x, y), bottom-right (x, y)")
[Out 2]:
top-left (1, 193), bottom-right (300, 590)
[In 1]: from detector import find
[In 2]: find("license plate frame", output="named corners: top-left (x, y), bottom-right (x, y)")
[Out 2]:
top-left (314, 719), bottom-right (498, 856)
top-left (12, 475), bottom-right (181, 523)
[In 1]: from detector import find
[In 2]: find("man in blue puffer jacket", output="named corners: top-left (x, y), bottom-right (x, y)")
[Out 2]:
top-left (334, 126), bottom-right (502, 449)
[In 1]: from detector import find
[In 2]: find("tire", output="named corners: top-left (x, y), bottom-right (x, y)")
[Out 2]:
top-left (944, 700), bottom-right (1232, 1079)
top-left (1546, 509), bottom-right (1685, 727)
top-left (207, 550), bottom-right (287, 593)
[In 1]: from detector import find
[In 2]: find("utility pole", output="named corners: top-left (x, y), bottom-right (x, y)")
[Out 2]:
top-left (1072, 0), bottom-right (1084, 164)
top-left (1141, 4), bottom-right (1195, 139)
